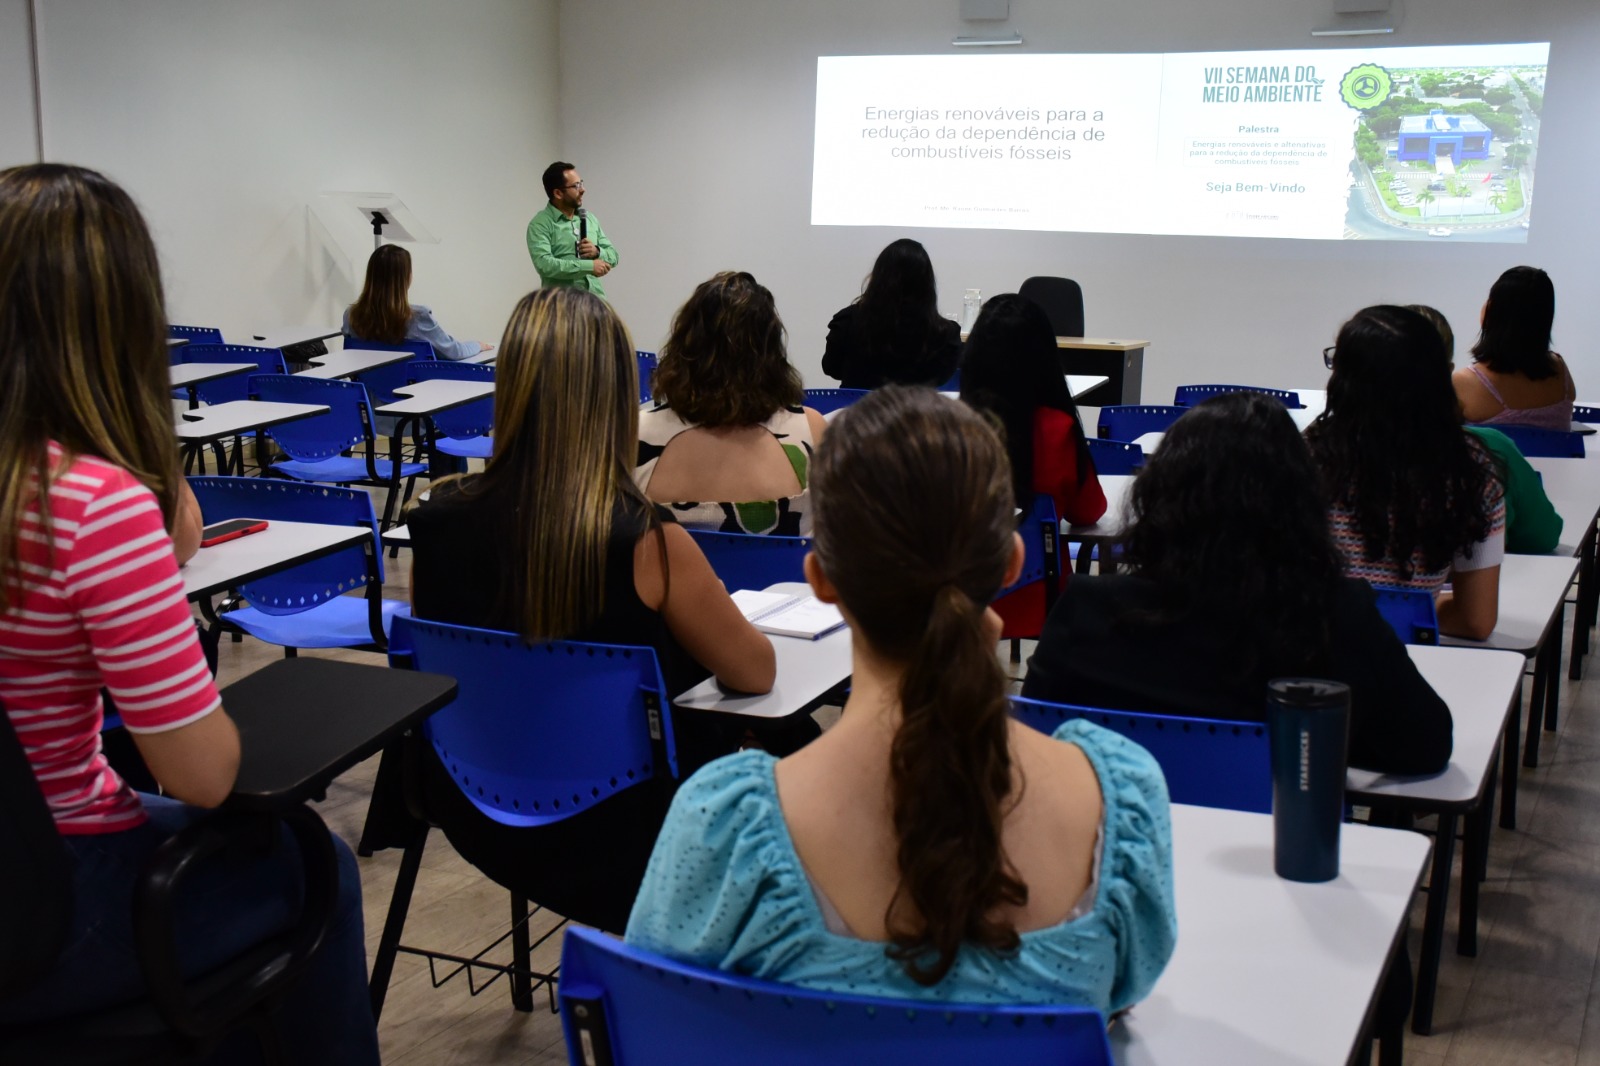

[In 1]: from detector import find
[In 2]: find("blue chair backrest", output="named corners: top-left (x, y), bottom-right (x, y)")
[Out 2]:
top-left (802, 388), bottom-right (870, 415)
top-left (1573, 404), bottom-right (1600, 425)
top-left (1085, 437), bottom-right (1144, 476)
top-left (1097, 405), bottom-right (1185, 441)
top-left (1481, 422), bottom-right (1586, 459)
top-left (344, 337), bottom-right (434, 406)
top-left (1173, 384), bottom-right (1303, 409)
top-left (187, 476), bottom-right (384, 602)
top-left (686, 530), bottom-right (811, 591)
top-left (169, 324), bottom-right (223, 346)
top-left (405, 360), bottom-right (495, 440)
top-left (248, 374), bottom-right (373, 461)
top-left (1369, 584), bottom-right (1440, 645)
top-left (1011, 696), bottom-right (1270, 813)
top-left (940, 366), bottom-right (961, 391)
top-left (175, 343), bottom-right (287, 405)
top-left (390, 616), bottom-right (678, 826)
top-left (637, 351), bottom-right (658, 405)
top-left (558, 926), bottom-right (1113, 1066)
top-left (996, 494), bottom-right (1060, 600)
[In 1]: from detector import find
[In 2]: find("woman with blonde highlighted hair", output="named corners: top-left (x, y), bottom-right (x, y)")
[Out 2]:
top-left (405, 285), bottom-right (774, 931)
top-left (344, 243), bottom-right (491, 361)
top-left (636, 271), bottom-right (827, 535)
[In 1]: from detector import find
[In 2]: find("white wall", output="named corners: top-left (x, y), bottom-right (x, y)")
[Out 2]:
top-left (558, 0), bottom-right (1600, 401)
top-left (30, 0), bottom-right (560, 345)
top-left (0, 0), bottom-right (39, 168)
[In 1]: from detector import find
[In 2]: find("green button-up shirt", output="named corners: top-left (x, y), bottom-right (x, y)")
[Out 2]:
top-left (526, 201), bottom-right (618, 297)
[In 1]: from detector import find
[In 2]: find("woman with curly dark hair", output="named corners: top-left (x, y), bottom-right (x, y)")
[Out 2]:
top-left (1024, 391), bottom-right (1453, 775)
top-left (1453, 266), bottom-right (1571, 429)
top-left (636, 271), bottom-right (827, 535)
top-left (628, 387), bottom-right (1176, 1011)
top-left (821, 238), bottom-right (962, 389)
top-left (1308, 304), bottom-right (1504, 641)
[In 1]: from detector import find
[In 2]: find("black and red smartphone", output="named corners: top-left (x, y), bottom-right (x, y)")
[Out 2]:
top-left (199, 518), bottom-right (269, 548)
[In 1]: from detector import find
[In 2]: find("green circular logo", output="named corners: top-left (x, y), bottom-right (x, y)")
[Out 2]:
top-left (1341, 64), bottom-right (1393, 109)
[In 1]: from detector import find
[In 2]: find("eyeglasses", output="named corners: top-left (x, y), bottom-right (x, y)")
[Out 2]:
top-left (563, 181), bottom-right (585, 190)
top-left (1323, 345), bottom-right (1336, 369)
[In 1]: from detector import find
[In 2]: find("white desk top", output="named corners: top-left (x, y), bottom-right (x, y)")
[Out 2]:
top-left (1066, 474), bottom-right (1133, 539)
top-left (182, 520), bottom-right (370, 601)
top-left (1528, 456), bottom-right (1600, 558)
top-left (1115, 804), bottom-right (1429, 1066)
top-left (375, 379), bottom-right (495, 417)
top-left (168, 362), bottom-right (255, 389)
top-left (1440, 551), bottom-right (1579, 656)
top-left (167, 337), bottom-right (190, 348)
top-left (382, 524), bottom-right (411, 547)
top-left (174, 400), bottom-right (329, 442)
top-left (244, 325), bottom-right (341, 350)
top-left (1067, 374), bottom-right (1109, 399)
top-left (298, 349), bottom-right (411, 379)
top-left (1345, 644), bottom-right (1524, 808)
top-left (673, 582), bottom-right (853, 719)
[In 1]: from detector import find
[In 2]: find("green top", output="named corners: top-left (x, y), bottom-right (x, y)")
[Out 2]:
top-left (526, 201), bottom-right (618, 297)
top-left (1466, 425), bottom-right (1564, 554)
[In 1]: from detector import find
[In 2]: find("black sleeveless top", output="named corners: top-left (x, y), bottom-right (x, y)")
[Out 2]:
top-left (407, 477), bottom-right (710, 697)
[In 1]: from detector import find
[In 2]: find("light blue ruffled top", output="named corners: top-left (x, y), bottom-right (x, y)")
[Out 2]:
top-left (625, 719), bottom-right (1176, 1013)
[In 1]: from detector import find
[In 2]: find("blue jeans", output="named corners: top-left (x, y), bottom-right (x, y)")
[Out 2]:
top-left (0, 793), bottom-right (379, 1065)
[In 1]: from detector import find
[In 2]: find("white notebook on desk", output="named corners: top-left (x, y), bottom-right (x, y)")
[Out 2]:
top-left (730, 589), bottom-right (847, 640)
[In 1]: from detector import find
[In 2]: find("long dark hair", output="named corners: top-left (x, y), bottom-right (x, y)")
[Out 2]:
top-left (1471, 265), bottom-right (1557, 380)
top-left (348, 244), bottom-right (412, 344)
top-left (653, 271), bottom-right (803, 427)
top-left (1305, 305), bottom-right (1496, 581)
top-left (810, 386), bottom-right (1023, 986)
top-left (853, 238), bottom-right (949, 382)
top-left (1123, 393), bottom-right (1345, 678)
top-left (959, 293), bottom-right (1094, 509)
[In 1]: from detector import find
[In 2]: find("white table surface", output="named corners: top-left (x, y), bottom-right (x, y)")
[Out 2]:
top-left (243, 325), bottom-right (341, 350)
top-left (167, 337), bottom-right (190, 348)
top-left (1066, 474), bottom-right (1133, 540)
top-left (297, 349), bottom-right (411, 379)
top-left (382, 524), bottom-right (411, 547)
top-left (174, 400), bottom-right (329, 442)
top-left (673, 582), bottom-right (852, 720)
top-left (1114, 804), bottom-right (1429, 1066)
top-left (1529, 456), bottom-right (1600, 558)
top-left (1440, 551), bottom-right (1579, 656)
top-left (182, 520), bottom-right (369, 601)
top-left (168, 362), bottom-right (256, 389)
top-left (375, 379), bottom-right (495, 417)
top-left (1345, 644), bottom-right (1524, 807)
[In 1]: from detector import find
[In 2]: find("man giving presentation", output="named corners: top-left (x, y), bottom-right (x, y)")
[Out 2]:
top-left (527, 161), bottom-right (618, 297)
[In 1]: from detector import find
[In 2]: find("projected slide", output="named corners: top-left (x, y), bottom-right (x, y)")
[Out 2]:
top-left (812, 43), bottom-right (1548, 243)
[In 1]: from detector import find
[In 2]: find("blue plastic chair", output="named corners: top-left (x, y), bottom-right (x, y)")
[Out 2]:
top-left (802, 388), bottom-right (869, 415)
top-left (1370, 584), bottom-right (1441, 646)
top-left (1097, 405), bottom-right (1185, 442)
top-left (1085, 437), bottom-right (1144, 476)
top-left (557, 925), bottom-right (1113, 1066)
top-left (1173, 384), bottom-right (1303, 409)
top-left (1011, 696), bottom-right (1271, 813)
top-left (343, 337), bottom-right (435, 408)
top-left (687, 530), bottom-right (811, 591)
top-left (637, 351), bottom-right (658, 405)
top-left (249, 374), bottom-right (426, 529)
top-left (940, 366), bottom-right (961, 391)
top-left (186, 476), bottom-right (404, 652)
top-left (1573, 404), bottom-right (1600, 425)
top-left (406, 359), bottom-right (495, 460)
top-left (173, 344), bottom-right (287, 406)
top-left (997, 493), bottom-right (1061, 603)
top-left (168, 324), bottom-right (223, 346)
top-left (1480, 422), bottom-right (1586, 459)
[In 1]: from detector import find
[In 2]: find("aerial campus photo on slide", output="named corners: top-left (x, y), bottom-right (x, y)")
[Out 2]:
top-left (812, 42), bottom-right (1548, 244)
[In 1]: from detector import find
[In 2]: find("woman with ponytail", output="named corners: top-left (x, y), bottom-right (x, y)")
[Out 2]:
top-left (626, 386), bottom-right (1175, 1011)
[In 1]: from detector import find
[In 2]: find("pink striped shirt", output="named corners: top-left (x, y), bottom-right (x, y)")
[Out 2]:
top-left (0, 447), bottom-right (220, 834)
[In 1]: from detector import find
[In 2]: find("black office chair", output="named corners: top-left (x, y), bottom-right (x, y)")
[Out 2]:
top-left (0, 700), bottom-right (340, 1065)
top-left (1018, 276), bottom-right (1085, 337)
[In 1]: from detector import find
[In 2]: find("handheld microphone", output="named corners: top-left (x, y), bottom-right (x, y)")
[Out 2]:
top-left (576, 206), bottom-right (588, 243)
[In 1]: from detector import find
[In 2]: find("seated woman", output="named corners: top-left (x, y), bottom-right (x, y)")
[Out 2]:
top-left (343, 243), bottom-right (492, 361)
top-left (1412, 303), bottom-right (1562, 555)
top-left (636, 272), bottom-right (827, 535)
top-left (1308, 305), bottom-right (1505, 642)
top-left (1452, 265), bottom-right (1571, 429)
top-left (406, 286), bottom-right (776, 932)
top-left (628, 387), bottom-right (1175, 1012)
top-left (1024, 391), bottom-right (1454, 776)
top-left (960, 293), bottom-right (1106, 637)
top-left (0, 164), bottom-right (378, 1061)
top-left (821, 238), bottom-right (962, 389)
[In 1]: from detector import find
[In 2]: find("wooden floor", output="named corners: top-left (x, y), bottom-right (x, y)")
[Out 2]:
top-left (211, 574), bottom-right (1600, 1065)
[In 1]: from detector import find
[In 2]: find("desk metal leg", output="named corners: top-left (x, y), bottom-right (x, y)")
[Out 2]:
top-left (1413, 811), bottom-right (1457, 1035)
top-left (1571, 519), bottom-right (1595, 681)
top-left (1501, 678), bottom-right (1521, 830)
top-left (1547, 602), bottom-right (1566, 733)
top-left (1458, 804), bottom-right (1488, 957)
top-left (1525, 648), bottom-right (1548, 769)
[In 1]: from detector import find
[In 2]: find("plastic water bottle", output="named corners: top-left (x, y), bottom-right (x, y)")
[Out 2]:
top-left (961, 289), bottom-right (983, 332)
